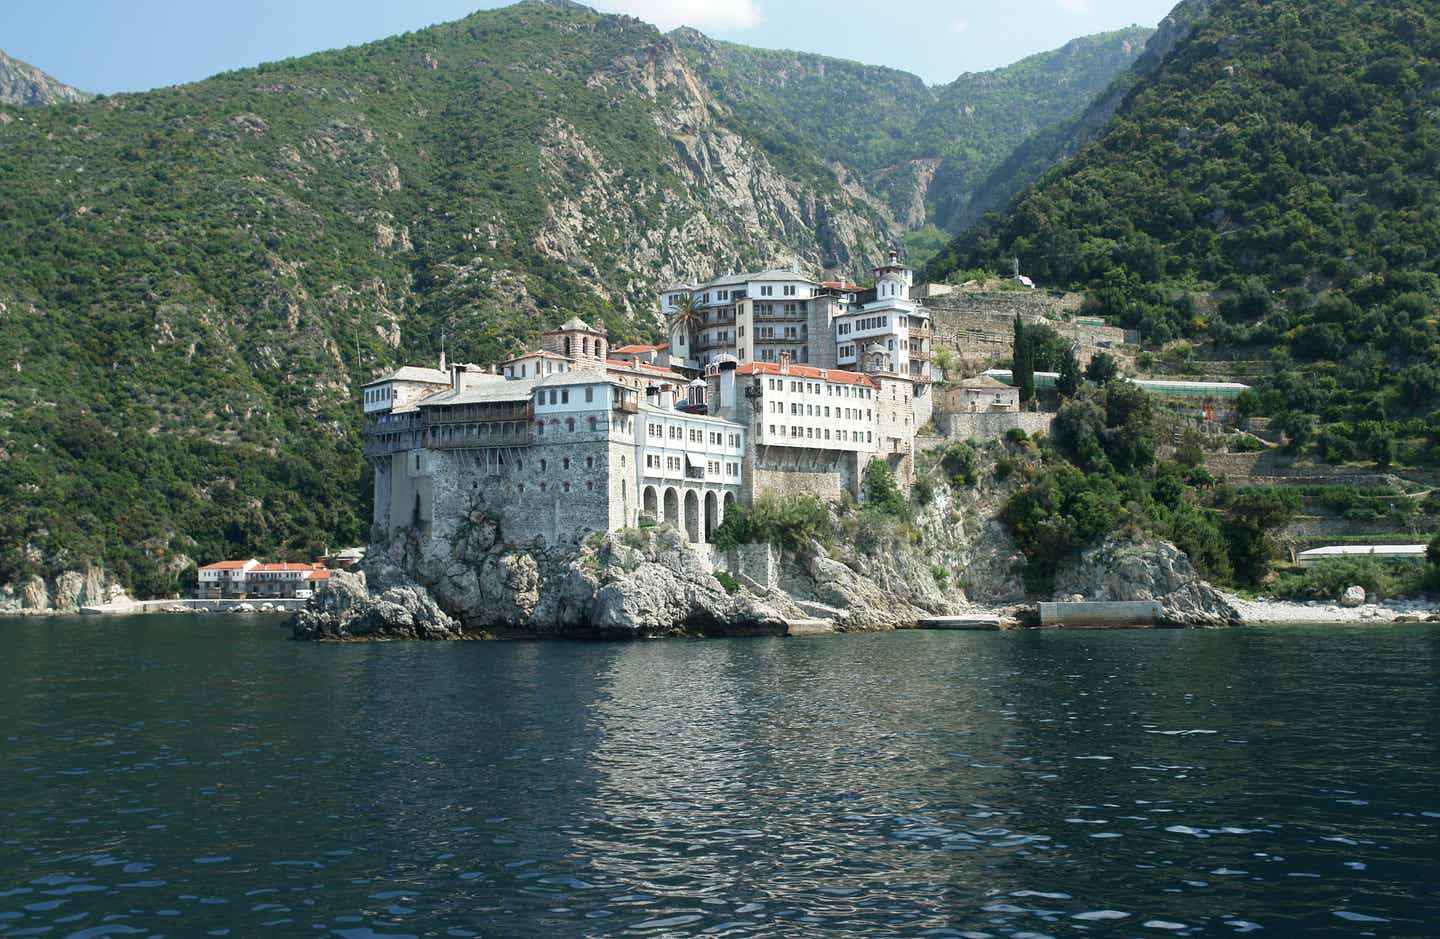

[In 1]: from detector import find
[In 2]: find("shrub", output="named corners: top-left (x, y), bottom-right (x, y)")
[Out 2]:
top-left (913, 477), bottom-right (936, 505)
top-left (863, 459), bottom-right (908, 517)
top-left (713, 571), bottom-right (740, 594)
top-left (1270, 557), bottom-right (1429, 601)
top-left (1004, 427), bottom-right (1029, 444)
top-left (940, 441), bottom-right (979, 487)
top-left (931, 563), bottom-right (949, 587)
top-left (1230, 434), bottom-right (1265, 453)
top-left (711, 494), bottom-right (833, 550)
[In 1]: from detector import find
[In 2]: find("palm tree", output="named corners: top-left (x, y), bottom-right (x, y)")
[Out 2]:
top-left (670, 292), bottom-right (701, 357)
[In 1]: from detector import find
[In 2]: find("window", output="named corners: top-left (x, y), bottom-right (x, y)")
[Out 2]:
top-left (649, 422), bottom-right (661, 438)
top-left (540, 459), bottom-right (548, 472)
top-left (586, 456), bottom-right (594, 469)
top-left (783, 285), bottom-right (796, 297)
top-left (647, 454), bottom-right (661, 470)
top-left (759, 285), bottom-right (773, 297)
top-left (561, 390), bottom-right (569, 404)
top-left (562, 458), bottom-right (570, 470)
top-left (728, 434), bottom-right (739, 447)
top-left (585, 387), bottom-right (594, 403)
top-left (563, 482), bottom-right (571, 493)
top-left (566, 418), bottom-right (575, 432)
top-left (669, 426), bottom-right (682, 440)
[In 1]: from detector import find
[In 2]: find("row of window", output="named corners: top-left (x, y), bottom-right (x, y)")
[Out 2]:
top-left (516, 480), bottom-right (596, 494)
top-left (769, 401), bottom-right (872, 421)
top-left (646, 423), bottom-right (741, 448)
top-left (642, 453), bottom-right (741, 477)
top-left (536, 386), bottom-right (599, 407)
top-left (765, 378), bottom-right (873, 399)
top-left (768, 425), bottom-right (872, 444)
top-left (364, 386), bottom-right (394, 405)
top-left (756, 325), bottom-right (803, 340)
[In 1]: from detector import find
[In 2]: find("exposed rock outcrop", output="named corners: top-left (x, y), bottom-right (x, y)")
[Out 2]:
top-left (0, 567), bottom-right (131, 614)
top-left (1053, 537), bottom-right (1241, 628)
top-left (292, 569), bottom-right (463, 640)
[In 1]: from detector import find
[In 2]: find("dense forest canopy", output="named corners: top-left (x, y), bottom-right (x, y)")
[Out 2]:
top-left (926, 0), bottom-right (1440, 471)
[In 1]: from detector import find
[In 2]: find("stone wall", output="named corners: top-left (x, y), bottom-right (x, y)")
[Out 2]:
top-left (749, 446), bottom-right (858, 502)
top-left (934, 411), bottom-right (1054, 442)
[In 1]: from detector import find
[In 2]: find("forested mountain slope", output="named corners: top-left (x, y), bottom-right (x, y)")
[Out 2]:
top-left (0, 50), bottom-right (91, 107)
top-left (675, 26), bottom-right (1152, 232)
top-left (927, 0), bottom-right (1440, 471)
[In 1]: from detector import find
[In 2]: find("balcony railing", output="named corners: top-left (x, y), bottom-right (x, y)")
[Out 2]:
top-left (614, 398), bottom-right (640, 414)
top-left (426, 429), bottom-right (534, 450)
top-left (423, 403), bottom-right (532, 425)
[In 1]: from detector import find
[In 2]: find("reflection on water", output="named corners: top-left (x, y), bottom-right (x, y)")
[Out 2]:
top-left (0, 616), bottom-right (1436, 936)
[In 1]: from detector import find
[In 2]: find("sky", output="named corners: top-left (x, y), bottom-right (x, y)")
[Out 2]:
top-left (1, 0), bottom-right (1180, 93)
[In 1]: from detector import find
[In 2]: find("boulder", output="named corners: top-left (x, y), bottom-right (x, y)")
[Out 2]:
top-left (1053, 537), bottom-right (1241, 628)
top-left (292, 569), bottom-right (462, 640)
top-left (1338, 586), bottom-right (1366, 608)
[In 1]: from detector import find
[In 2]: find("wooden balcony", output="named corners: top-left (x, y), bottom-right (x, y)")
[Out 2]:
top-left (426, 427), bottom-right (534, 450)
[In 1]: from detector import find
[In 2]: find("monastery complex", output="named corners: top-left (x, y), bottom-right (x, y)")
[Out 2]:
top-left (361, 254), bottom-right (937, 548)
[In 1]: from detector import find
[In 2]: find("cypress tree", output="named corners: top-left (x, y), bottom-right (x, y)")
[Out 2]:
top-left (1013, 314), bottom-right (1035, 405)
top-left (1057, 345), bottom-right (1081, 397)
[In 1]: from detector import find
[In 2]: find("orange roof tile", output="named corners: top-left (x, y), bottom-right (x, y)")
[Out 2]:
top-left (606, 359), bottom-right (686, 378)
top-left (736, 362), bottom-right (876, 388)
top-left (198, 560), bottom-right (256, 571)
top-left (612, 343), bottom-right (664, 354)
top-left (255, 562), bottom-right (322, 573)
top-left (305, 569), bottom-right (333, 581)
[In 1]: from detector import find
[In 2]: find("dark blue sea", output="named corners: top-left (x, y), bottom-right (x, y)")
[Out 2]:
top-left (1, 615), bottom-right (1437, 937)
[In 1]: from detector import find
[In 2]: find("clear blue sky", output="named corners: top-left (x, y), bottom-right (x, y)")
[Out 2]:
top-left (1, 0), bottom-right (1180, 93)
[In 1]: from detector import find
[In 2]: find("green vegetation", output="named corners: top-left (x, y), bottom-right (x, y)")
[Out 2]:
top-left (939, 441), bottom-right (979, 488)
top-left (711, 494), bottom-right (833, 551)
top-left (1002, 383), bottom-right (1292, 590)
top-left (926, 0), bottom-right (1440, 473)
top-left (673, 26), bottom-right (1152, 230)
top-left (713, 570), bottom-right (740, 595)
top-left (1270, 557), bottom-right (1433, 602)
top-left (862, 460), bottom-right (908, 518)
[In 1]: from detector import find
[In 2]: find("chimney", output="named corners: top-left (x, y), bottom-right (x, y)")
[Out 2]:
top-left (778, 351), bottom-right (792, 374)
top-left (658, 388), bottom-right (675, 410)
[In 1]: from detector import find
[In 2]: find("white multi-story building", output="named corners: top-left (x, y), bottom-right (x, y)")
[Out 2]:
top-left (362, 281), bottom-right (932, 551)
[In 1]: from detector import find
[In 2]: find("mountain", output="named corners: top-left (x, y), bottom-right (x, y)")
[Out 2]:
top-left (0, 50), bottom-right (91, 107)
top-left (0, 0), bottom-right (1156, 595)
top-left (953, 0), bottom-right (1215, 230)
top-left (927, 0), bottom-right (1440, 470)
top-left (673, 26), bottom-right (1153, 233)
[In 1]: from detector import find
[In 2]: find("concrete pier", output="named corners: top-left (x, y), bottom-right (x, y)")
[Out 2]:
top-left (79, 598), bottom-right (307, 615)
top-left (1037, 601), bottom-right (1165, 628)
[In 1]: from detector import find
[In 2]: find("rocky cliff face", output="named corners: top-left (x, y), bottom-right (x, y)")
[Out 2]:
top-left (0, 566), bottom-right (131, 614)
top-left (0, 50), bottom-right (91, 108)
top-left (1053, 536), bottom-right (1241, 628)
top-left (293, 462), bottom-right (1030, 640)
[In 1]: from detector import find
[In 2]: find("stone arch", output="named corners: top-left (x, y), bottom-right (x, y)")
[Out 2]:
top-left (704, 490), bottom-right (719, 542)
top-left (684, 490), bottom-right (701, 544)
top-left (643, 485), bottom-right (658, 522)
top-left (663, 488), bottom-right (680, 529)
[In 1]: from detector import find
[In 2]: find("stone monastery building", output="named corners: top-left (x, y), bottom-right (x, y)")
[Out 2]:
top-left (362, 256), bottom-right (933, 549)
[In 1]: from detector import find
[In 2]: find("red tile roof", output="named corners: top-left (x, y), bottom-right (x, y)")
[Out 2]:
top-left (819, 281), bottom-right (862, 291)
top-left (305, 569), bottom-right (333, 581)
top-left (606, 359), bottom-right (685, 378)
top-left (612, 343), bottom-right (664, 354)
top-left (255, 562), bottom-right (325, 573)
top-left (198, 560), bottom-right (256, 571)
top-left (736, 362), bottom-right (876, 387)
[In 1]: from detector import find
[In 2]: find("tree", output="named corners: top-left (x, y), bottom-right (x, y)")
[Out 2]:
top-left (670, 293), bottom-right (702, 354)
top-left (1013, 315), bottom-right (1035, 406)
top-left (1057, 345), bottom-right (1082, 397)
top-left (1085, 352), bottom-right (1120, 385)
top-left (1427, 532), bottom-right (1440, 570)
top-left (862, 459), bottom-right (908, 517)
